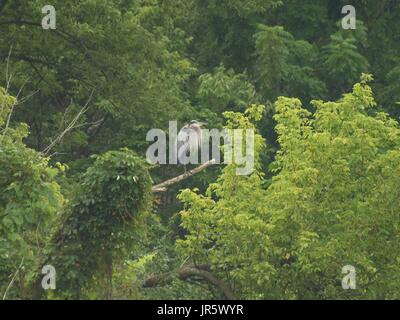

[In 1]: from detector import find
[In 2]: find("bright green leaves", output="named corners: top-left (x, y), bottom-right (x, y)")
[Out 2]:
top-left (0, 88), bottom-right (64, 299)
top-left (177, 105), bottom-right (272, 299)
top-left (267, 76), bottom-right (400, 298)
top-left (176, 77), bottom-right (400, 299)
top-left (0, 87), bottom-right (16, 127)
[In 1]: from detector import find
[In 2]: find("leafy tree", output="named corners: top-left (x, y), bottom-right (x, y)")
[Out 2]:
top-left (197, 65), bottom-right (257, 113)
top-left (254, 25), bottom-right (327, 102)
top-left (1, 0), bottom-right (400, 301)
top-left (322, 24), bottom-right (369, 94)
top-left (0, 0), bottom-right (194, 164)
top-left (31, 148), bottom-right (152, 299)
top-left (0, 87), bottom-right (63, 299)
top-left (187, 0), bottom-right (283, 70)
top-left (176, 76), bottom-right (400, 299)
top-left (381, 62), bottom-right (400, 117)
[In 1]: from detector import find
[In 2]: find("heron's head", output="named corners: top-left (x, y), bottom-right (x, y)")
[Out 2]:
top-left (188, 120), bottom-right (206, 128)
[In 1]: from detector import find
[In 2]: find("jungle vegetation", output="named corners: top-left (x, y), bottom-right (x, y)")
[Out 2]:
top-left (1, 0), bottom-right (400, 300)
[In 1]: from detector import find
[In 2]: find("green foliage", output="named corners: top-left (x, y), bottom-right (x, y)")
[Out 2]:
top-left (205, 0), bottom-right (282, 18)
top-left (36, 148), bottom-right (152, 299)
top-left (0, 87), bottom-right (63, 299)
top-left (197, 65), bottom-right (257, 113)
top-left (1, 0), bottom-right (400, 300)
top-left (266, 75), bottom-right (400, 299)
top-left (322, 30), bottom-right (369, 93)
top-left (0, 0), bottom-right (195, 162)
top-left (381, 62), bottom-right (400, 116)
top-left (273, 0), bottom-right (331, 41)
top-left (176, 77), bottom-right (400, 299)
top-left (177, 104), bottom-right (271, 299)
top-left (254, 25), bottom-right (327, 102)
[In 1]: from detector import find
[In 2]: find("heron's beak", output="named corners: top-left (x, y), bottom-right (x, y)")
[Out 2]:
top-left (197, 122), bottom-right (206, 127)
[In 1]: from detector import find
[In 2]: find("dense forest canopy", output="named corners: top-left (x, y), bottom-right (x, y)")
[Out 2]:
top-left (1, 0), bottom-right (400, 300)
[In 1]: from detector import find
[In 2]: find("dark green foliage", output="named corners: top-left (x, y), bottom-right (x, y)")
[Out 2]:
top-left (254, 25), bottom-right (327, 102)
top-left (35, 149), bottom-right (152, 299)
top-left (197, 65), bottom-right (257, 113)
top-left (0, 0), bottom-right (194, 163)
top-left (1, 0), bottom-right (400, 300)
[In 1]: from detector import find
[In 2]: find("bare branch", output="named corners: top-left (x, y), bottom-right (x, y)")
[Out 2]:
top-left (14, 89), bottom-right (39, 106)
top-left (143, 264), bottom-right (236, 300)
top-left (2, 257), bottom-right (24, 300)
top-left (5, 45), bottom-right (13, 92)
top-left (42, 90), bottom-right (95, 155)
top-left (152, 159), bottom-right (216, 193)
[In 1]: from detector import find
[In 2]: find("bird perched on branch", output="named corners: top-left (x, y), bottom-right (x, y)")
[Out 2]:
top-left (176, 120), bottom-right (206, 165)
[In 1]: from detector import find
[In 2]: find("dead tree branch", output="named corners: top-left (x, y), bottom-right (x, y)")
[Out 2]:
top-left (42, 89), bottom-right (94, 155)
top-left (2, 257), bottom-right (24, 300)
top-left (152, 159), bottom-right (216, 193)
top-left (143, 264), bottom-right (236, 300)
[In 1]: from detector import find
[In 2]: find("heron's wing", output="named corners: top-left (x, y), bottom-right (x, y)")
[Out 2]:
top-left (176, 127), bottom-right (191, 163)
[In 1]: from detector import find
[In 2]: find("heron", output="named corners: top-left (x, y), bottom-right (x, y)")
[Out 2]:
top-left (176, 120), bottom-right (206, 166)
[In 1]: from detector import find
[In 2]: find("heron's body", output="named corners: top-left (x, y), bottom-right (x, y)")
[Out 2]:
top-left (176, 120), bottom-right (205, 165)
